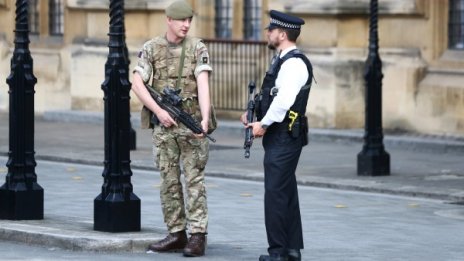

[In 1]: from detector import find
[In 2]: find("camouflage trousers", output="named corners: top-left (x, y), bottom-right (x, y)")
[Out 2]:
top-left (152, 124), bottom-right (209, 234)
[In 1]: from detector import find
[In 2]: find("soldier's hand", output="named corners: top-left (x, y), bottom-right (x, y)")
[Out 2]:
top-left (156, 110), bottom-right (177, 128)
top-left (193, 120), bottom-right (208, 139)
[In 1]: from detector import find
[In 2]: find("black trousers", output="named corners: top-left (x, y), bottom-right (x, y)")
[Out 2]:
top-left (262, 126), bottom-right (304, 255)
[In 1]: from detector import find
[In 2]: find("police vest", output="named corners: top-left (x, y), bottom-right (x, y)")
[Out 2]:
top-left (256, 49), bottom-right (313, 122)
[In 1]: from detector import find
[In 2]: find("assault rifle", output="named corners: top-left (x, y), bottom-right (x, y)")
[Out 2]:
top-left (244, 81), bottom-right (256, 158)
top-left (146, 84), bottom-right (216, 143)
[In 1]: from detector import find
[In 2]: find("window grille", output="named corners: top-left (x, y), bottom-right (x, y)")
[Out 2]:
top-left (243, 0), bottom-right (262, 40)
top-left (215, 0), bottom-right (232, 39)
top-left (28, 0), bottom-right (39, 34)
top-left (449, 0), bottom-right (464, 49)
top-left (49, 0), bottom-right (64, 35)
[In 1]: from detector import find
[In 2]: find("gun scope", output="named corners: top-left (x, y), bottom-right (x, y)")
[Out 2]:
top-left (163, 87), bottom-right (183, 106)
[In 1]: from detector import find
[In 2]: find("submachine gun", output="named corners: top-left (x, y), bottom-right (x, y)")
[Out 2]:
top-left (244, 81), bottom-right (256, 158)
top-left (145, 84), bottom-right (216, 143)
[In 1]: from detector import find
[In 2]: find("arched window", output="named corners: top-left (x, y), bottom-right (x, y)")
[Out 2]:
top-left (449, 0), bottom-right (464, 49)
top-left (215, 0), bottom-right (232, 39)
top-left (49, 0), bottom-right (64, 35)
top-left (243, 0), bottom-right (262, 40)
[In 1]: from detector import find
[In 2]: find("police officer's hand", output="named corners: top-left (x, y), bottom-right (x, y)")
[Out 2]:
top-left (247, 122), bottom-right (266, 138)
top-left (240, 112), bottom-right (248, 125)
top-left (156, 109), bottom-right (177, 128)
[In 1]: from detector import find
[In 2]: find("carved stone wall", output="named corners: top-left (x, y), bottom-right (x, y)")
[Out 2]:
top-left (0, 0), bottom-right (463, 135)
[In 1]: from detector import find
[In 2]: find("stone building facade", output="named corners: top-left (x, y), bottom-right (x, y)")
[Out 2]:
top-left (0, 0), bottom-right (463, 136)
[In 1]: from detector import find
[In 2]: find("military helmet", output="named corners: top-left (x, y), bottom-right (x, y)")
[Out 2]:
top-left (166, 1), bottom-right (194, 20)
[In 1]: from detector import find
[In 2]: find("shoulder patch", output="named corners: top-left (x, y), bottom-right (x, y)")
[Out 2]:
top-left (200, 52), bottom-right (209, 64)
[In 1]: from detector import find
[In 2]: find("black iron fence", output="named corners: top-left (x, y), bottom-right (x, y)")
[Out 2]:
top-left (204, 39), bottom-right (273, 111)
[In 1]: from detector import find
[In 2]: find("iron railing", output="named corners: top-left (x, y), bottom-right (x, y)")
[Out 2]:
top-left (204, 39), bottom-right (273, 111)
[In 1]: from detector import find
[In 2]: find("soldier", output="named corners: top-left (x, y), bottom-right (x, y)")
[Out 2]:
top-left (241, 10), bottom-right (313, 261)
top-left (131, 0), bottom-right (212, 257)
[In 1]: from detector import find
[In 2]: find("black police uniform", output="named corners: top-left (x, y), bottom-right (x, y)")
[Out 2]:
top-left (257, 10), bottom-right (313, 260)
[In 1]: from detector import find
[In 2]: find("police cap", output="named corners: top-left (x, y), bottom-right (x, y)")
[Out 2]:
top-left (266, 10), bottom-right (305, 30)
top-left (166, 1), bottom-right (194, 20)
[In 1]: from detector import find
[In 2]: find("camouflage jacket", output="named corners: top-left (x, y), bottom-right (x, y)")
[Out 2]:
top-left (134, 35), bottom-right (212, 129)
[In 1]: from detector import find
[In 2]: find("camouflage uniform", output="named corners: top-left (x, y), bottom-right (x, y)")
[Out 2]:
top-left (134, 35), bottom-right (212, 234)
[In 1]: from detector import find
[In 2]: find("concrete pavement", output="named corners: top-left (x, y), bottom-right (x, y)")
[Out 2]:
top-left (2, 110), bottom-right (464, 202)
top-left (1, 159), bottom-right (464, 260)
top-left (0, 110), bottom-right (464, 260)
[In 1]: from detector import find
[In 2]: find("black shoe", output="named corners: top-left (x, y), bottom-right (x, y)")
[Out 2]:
top-left (288, 249), bottom-right (301, 261)
top-left (259, 253), bottom-right (289, 261)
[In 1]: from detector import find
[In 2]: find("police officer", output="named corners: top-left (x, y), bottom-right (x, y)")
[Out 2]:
top-left (241, 10), bottom-right (313, 261)
top-left (131, 0), bottom-right (212, 257)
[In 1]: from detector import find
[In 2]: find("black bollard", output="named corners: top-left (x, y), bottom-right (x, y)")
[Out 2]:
top-left (120, 7), bottom-right (136, 151)
top-left (94, 0), bottom-right (140, 232)
top-left (0, 0), bottom-right (44, 220)
top-left (357, 0), bottom-right (390, 176)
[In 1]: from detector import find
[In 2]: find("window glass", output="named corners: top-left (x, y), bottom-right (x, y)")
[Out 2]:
top-left (449, 0), bottom-right (464, 49)
top-left (244, 0), bottom-right (262, 40)
top-left (215, 0), bottom-right (232, 39)
top-left (28, 0), bottom-right (39, 34)
top-left (49, 0), bottom-right (64, 35)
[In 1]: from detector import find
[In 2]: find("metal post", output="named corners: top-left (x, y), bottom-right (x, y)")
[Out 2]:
top-left (120, 7), bottom-right (136, 151)
top-left (94, 0), bottom-right (140, 232)
top-left (357, 0), bottom-right (390, 176)
top-left (0, 0), bottom-right (44, 220)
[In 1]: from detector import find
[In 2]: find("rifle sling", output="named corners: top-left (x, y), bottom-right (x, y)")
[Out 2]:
top-left (176, 40), bottom-right (186, 89)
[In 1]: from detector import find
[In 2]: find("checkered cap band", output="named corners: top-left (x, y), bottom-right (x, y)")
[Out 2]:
top-left (270, 17), bottom-right (301, 29)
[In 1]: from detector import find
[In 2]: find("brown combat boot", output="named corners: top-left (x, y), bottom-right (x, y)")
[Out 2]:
top-left (183, 233), bottom-right (207, 257)
top-left (148, 230), bottom-right (188, 252)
